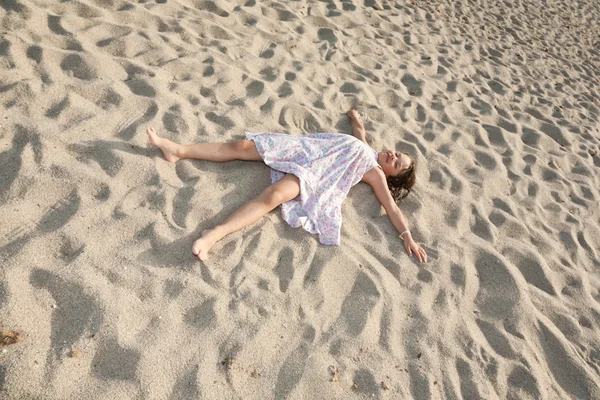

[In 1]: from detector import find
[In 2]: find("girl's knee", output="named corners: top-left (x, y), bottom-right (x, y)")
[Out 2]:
top-left (231, 140), bottom-right (259, 160)
top-left (263, 177), bottom-right (300, 206)
top-left (231, 140), bottom-right (252, 153)
top-left (263, 187), bottom-right (287, 207)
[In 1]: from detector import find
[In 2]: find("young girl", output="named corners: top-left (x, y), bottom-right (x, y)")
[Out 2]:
top-left (146, 110), bottom-right (427, 263)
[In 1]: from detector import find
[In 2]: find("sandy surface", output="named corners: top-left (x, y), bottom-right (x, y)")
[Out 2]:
top-left (1, 0), bottom-right (600, 398)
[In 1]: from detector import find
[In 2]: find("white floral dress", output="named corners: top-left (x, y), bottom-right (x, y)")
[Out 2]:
top-left (246, 132), bottom-right (380, 245)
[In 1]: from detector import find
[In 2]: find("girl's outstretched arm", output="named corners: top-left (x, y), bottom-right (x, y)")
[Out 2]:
top-left (362, 168), bottom-right (428, 263)
top-left (346, 110), bottom-right (367, 143)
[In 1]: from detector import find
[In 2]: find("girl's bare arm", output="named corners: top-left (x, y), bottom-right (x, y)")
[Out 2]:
top-left (361, 168), bottom-right (428, 263)
top-left (346, 110), bottom-right (367, 143)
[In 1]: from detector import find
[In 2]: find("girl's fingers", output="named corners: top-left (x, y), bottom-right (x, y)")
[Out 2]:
top-left (420, 249), bottom-right (427, 263)
top-left (405, 242), bottom-right (428, 262)
top-left (413, 247), bottom-right (422, 263)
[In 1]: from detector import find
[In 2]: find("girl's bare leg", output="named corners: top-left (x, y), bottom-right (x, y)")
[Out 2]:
top-left (146, 127), bottom-right (262, 162)
top-left (192, 174), bottom-right (301, 261)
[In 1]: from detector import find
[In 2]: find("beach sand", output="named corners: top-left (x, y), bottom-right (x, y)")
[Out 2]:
top-left (1, 0), bottom-right (600, 398)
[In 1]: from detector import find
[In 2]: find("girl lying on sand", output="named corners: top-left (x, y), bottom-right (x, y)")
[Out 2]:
top-left (147, 110), bottom-right (427, 263)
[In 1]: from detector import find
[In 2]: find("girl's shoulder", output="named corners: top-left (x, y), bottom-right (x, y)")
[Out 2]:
top-left (361, 163), bottom-right (385, 183)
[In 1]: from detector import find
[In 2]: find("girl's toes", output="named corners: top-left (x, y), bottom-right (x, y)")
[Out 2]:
top-left (195, 249), bottom-right (207, 261)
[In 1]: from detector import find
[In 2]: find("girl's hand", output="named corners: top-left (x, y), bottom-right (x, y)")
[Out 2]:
top-left (404, 236), bottom-right (427, 263)
top-left (346, 109), bottom-right (360, 120)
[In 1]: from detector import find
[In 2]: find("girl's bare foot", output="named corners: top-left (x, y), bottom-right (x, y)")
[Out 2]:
top-left (146, 128), bottom-right (181, 163)
top-left (192, 230), bottom-right (219, 261)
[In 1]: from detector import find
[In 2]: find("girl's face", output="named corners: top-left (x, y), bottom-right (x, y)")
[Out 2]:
top-left (377, 151), bottom-right (412, 177)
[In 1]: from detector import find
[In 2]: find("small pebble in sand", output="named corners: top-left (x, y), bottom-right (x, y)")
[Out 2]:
top-left (329, 366), bottom-right (340, 382)
top-left (221, 356), bottom-right (234, 370)
top-left (589, 149), bottom-right (598, 157)
top-left (250, 369), bottom-right (261, 378)
top-left (0, 330), bottom-right (21, 349)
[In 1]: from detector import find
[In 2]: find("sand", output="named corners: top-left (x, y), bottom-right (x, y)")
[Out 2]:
top-left (1, 0), bottom-right (600, 398)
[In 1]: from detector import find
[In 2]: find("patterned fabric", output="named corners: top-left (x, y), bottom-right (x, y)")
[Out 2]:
top-left (246, 132), bottom-right (380, 245)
